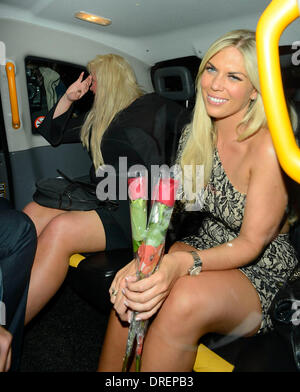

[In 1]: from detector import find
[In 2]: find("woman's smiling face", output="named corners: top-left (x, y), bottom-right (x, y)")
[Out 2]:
top-left (200, 46), bottom-right (257, 123)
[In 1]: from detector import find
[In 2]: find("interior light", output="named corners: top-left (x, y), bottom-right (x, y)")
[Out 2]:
top-left (75, 11), bottom-right (111, 26)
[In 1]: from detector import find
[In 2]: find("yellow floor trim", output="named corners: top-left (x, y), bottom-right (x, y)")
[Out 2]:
top-left (193, 344), bottom-right (234, 372)
top-left (69, 253), bottom-right (86, 268)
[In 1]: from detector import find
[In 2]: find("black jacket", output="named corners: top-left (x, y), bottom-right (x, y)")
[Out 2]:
top-left (38, 93), bottom-right (190, 183)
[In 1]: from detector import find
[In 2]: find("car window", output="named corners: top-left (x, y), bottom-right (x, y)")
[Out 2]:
top-left (25, 56), bottom-right (93, 134)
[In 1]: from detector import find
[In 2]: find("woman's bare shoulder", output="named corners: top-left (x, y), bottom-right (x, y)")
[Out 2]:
top-left (249, 127), bottom-right (279, 166)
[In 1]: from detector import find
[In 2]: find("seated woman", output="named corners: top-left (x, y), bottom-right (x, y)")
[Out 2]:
top-left (23, 54), bottom-right (190, 324)
top-left (98, 30), bottom-right (299, 372)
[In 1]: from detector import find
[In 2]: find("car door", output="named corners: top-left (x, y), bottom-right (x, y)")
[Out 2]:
top-left (0, 42), bottom-right (93, 210)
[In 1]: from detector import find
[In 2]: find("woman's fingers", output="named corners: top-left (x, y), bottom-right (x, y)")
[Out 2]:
top-left (122, 274), bottom-right (169, 319)
top-left (135, 300), bottom-right (165, 321)
top-left (82, 75), bottom-right (92, 93)
top-left (109, 260), bottom-right (137, 305)
top-left (108, 257), bottom-right (173, 322)
top-left (123, 288), bottom-right (166, 314)
top-left (77, 71), bottom-right (84, 82)
top-left (66, 73), bottom-right (92, 101)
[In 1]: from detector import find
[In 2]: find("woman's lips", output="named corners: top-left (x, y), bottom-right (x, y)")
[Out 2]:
top-left (207, 94), bottom-right (228, 105)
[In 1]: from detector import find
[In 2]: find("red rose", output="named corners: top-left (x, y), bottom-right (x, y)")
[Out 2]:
top-left (152, 178), bottom-right (179, 207)
top-left (138, 243), bottom-right (164, 275)
top-left (128, 176), bottom-right (147, 200)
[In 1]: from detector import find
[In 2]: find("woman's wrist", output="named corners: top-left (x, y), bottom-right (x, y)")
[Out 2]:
top-left (53, 93), bottom-right (73, 118)
top-left (62, 92), bottom-right (75, 104)
top-left (165, 250), bottom-right (198, 278)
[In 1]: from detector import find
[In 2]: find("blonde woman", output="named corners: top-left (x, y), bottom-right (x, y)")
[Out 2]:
top-left (23, 54), bottom-right (189, 324)
top-left (98, 30), bottom-right (298, 371)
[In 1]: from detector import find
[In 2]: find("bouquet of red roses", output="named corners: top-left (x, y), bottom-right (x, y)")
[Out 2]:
top-left (123, 172), bottom-right (179, 372)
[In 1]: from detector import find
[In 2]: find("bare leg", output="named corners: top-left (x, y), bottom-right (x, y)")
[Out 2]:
top-left (98, 310), bottom-right (130, 371)
top-left (25, 210), bottom-right (106, 324)
top-left (98, 240), bottom-right (262, 372)
top-left (140, 269), bottom-right (262, 371)
top-left (98, 269), bottom-right (261, 372)
top-left (23, 201), bottom-right (65, 236)
top-left (97, 242), bottom-right (191, 371)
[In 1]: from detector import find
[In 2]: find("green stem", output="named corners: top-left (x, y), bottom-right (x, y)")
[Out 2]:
top-left (122, 354), bottom-right (130, 372)
top-left (135, 355), bottom-right (141, 372)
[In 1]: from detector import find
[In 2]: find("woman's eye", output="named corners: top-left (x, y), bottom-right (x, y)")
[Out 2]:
top-left (206, 65), bottom-right (215, 73)
top-left (229, 74), bottom-right (242, 81)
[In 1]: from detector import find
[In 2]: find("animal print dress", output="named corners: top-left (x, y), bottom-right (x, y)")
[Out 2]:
top-left (176, 131), bottom-right (298, 333)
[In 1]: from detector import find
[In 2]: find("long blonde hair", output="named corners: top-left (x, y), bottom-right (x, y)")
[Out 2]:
top-left (80, 54), bottom-right (144, 169)
top-left (180, 30), bottom-right (269, 188)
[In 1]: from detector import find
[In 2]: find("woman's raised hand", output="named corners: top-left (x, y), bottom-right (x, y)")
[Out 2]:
top-left (65, 72), bottom-right (92, 102)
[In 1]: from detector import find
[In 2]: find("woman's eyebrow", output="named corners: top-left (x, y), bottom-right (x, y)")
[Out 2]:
top-left (207, 61), bottom-right (247, 78)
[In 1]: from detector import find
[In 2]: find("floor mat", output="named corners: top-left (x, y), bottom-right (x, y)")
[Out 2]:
top-left (20, 281), bottom-right (109, 372)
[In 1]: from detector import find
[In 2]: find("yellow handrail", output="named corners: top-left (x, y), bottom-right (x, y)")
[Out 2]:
top-left (5, 61), bottom-right (20, 129)
top-left (256, 0), bottom-right (300, 183)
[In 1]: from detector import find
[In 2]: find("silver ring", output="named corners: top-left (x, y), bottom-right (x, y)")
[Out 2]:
top-left (111, 288), bottom-right (118, 296)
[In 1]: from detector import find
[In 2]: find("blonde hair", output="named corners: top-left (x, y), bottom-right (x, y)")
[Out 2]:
top-left (181, 30), bottom-right (268, 188)
top-left (80, 54), bottom-right (144, 169)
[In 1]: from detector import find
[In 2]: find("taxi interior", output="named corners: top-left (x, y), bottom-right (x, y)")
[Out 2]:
top-left (0, 0), bottom-right (300, 372)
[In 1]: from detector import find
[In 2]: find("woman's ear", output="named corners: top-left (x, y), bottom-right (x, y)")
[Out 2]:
top-left (250, 89), bottom-right (258, 101)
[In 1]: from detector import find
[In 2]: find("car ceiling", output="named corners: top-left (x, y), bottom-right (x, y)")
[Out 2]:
top-left (0, 0), bottom-right (300, 64)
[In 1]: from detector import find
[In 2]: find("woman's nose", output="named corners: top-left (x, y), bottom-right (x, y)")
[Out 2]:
top-left (211, 74), bottom-right (225, 91)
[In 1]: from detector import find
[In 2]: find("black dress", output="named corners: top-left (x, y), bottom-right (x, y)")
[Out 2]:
top-left (37, 93), bottom-right (190, 250)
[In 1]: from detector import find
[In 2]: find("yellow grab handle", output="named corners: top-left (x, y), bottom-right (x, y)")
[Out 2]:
top-left (256, 0), bottom-right (300, 183)
top-left (5, 61), bottom-right (20, 129)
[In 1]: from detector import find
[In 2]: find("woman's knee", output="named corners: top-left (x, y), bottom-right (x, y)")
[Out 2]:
top-left (23, 202), bottom-right (64, 237)
top-left (41, 213), bottom-right (71, 242)
top-left (159, 277), bottom-right (207, 327)
top-left (157, 275), bottom-right (222, 337)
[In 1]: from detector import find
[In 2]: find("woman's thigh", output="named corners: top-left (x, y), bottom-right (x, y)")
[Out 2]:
top-left (156, 269), bottom-right (262, 340)
top-left (41, 209), bottom-right (106, 253)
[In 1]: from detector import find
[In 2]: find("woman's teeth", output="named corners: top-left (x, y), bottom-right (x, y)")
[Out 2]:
top-left (208, 95), bottom-right (227, 104)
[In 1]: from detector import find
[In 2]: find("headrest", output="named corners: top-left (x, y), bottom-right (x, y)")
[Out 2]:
top-left (153, 66), bottom-right (194, 101)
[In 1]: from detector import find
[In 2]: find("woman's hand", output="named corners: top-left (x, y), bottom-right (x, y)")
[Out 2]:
top-left (65, 72), bottom-right (92, 102)
top-left (109, 259), bottom-right (137, 322)
top-left (53, 72), bottom-right (92, 118)
top-left (111, 252), bottom-right (183, 323)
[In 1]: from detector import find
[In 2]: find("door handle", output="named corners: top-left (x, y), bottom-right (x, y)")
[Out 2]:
top-left (5, 61), bottom-right (20, 129)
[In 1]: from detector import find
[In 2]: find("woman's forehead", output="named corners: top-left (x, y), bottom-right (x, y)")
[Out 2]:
top-left (208, 47), bottom-right (247, 73)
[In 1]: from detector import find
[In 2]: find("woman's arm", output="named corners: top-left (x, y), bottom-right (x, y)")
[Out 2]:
top-left (37, 72), bottom-right (92, 146)
top-left (193, 134), bottom-right (288, 272)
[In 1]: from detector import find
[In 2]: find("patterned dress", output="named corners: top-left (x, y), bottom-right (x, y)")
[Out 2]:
top-left (177, 132), bottom-right (298, 334)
